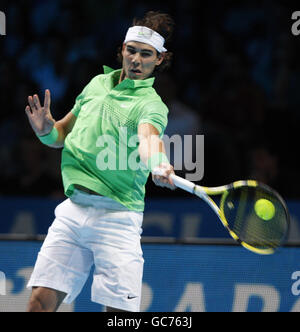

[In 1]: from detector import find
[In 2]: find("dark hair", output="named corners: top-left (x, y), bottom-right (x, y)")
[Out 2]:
top-left (117, 11), bottom-right (175, 73)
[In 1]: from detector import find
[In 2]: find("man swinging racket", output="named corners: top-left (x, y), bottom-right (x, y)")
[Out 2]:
top-left (25, 11), bottom-right (175, 312)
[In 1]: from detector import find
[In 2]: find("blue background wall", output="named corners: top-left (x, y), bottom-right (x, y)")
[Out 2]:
top-left (1, 197), bottom-right (300, 240)
top-left (1, 240), bottom-right (300, 312)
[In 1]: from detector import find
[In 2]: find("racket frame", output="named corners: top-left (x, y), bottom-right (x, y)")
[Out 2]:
top-left (170, 175), bottom-right (289, 255)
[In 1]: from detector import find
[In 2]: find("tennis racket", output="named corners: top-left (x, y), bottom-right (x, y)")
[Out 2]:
top-left (154, 170), bottom-right (290, 255)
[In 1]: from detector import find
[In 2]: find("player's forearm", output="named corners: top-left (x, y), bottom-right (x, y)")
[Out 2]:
top-left (37, 112), bottom-right (77, 149)
top-left (138, 134), bottom-right (168, 168)
top-left (139, 134), bottom-right (175, 190)
top-left (37, 123), bottom-right (65, 149)
top-left (48, 122), bottom-right (66, 148)
top-left (138, 123), bottom-right (170, 169)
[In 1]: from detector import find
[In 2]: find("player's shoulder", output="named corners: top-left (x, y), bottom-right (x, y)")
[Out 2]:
top-left (145, 87), bottom-right (166, 105)
top-left (88, 73), bottom-right (106, 84)
top-left (80, 73), bottom-right (107, 94)
top-left (139, 84), bottom-right (162, 101)
top-left (139, 92), bottom-right (169, 115)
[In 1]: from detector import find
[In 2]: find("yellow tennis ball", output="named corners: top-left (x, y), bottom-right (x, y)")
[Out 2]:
top-left (254, 199), bottom-right (275, 220)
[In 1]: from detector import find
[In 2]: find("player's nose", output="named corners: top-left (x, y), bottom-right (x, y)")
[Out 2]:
top-left (132, 53), bottom-right (141, 65)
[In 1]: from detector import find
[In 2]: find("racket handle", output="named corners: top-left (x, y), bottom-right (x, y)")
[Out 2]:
top-left (169, 174), bottom-right (195, 193)
top-left (152, 168), bottom-right (195, 193)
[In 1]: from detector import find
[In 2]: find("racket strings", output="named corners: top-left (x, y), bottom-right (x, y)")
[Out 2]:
top-left (223, 186), bottom-right (289, 250)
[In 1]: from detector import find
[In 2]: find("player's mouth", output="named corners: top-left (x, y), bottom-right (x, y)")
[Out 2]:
top-left (130, 68), bottom-right (142, 75)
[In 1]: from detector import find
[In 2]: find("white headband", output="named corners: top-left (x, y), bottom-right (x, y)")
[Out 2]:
top-left (124, 26), bottom-right (167, 53)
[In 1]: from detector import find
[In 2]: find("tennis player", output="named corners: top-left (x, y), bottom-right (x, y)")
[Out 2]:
top-left (25, 11), bottom-right (175, 312)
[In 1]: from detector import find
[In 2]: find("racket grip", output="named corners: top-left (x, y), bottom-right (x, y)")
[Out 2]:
top-left (152, 168), bottom-right (195, 193)
top-left (169, 174), bottom-right (195, 194)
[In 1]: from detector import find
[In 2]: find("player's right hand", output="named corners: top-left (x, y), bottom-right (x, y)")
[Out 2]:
top-left (25, 89), bottom-right (55, 136)
top-left (152, 163), bottom-right (176, 190)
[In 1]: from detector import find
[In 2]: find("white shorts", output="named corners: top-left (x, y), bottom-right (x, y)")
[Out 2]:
top-left (27, 190), bottom-right (144, 312)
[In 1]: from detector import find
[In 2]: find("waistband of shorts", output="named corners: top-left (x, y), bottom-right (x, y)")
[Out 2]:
top-left (70, 189), bottom-right (130, 211)
top-left (74, 184), bottom-right (103, 196)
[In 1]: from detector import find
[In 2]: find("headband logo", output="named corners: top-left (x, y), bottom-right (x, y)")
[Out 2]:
top-left (137, 27), bottom-right (153, 39)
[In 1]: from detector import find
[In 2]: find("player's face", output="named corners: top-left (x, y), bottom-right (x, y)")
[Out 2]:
top-left (121, 41), bottom-right (164, 80)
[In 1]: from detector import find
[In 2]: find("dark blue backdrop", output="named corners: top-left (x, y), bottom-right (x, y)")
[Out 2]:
top-left (0, 240), bottom-right (300, 312)
top-left (1, 197), bottom-right (300, 239)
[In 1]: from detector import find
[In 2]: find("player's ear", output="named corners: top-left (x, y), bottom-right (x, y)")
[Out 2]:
top-left (121, 43), bottom-right (126, 55)
top-left (156, 52), bottom-right (165, 66)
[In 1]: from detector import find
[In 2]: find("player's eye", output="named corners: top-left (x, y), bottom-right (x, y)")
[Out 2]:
top-left (127, 47), bottom-right (136, 54)
top-left (141, 52), bottom-right (152, 58)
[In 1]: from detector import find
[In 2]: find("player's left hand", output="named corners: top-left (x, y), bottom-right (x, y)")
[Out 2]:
top-left (152, 163), bottom-right (176, 190)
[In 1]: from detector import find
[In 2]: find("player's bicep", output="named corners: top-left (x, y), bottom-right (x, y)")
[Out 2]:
top-left (138, 123), bottom-right (166, 165)
top-left (138, 122), bottom-right (160, 138)
top-left (138, 123), bottom-right (163, 153)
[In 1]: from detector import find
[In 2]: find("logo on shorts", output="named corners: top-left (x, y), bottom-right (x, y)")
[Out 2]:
top-left (127, 295), bottom-right (137, 300)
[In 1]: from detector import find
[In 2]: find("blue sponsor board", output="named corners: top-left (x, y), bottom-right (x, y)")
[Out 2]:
top-left (1, 197), bottom-right (300, 239)
top-left (0, 240), bottom-right (300, 312)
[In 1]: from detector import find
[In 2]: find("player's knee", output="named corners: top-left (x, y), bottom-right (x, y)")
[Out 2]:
top-left (27, 295), bottom-right (47, 312)
top-left (27, 287), bottom-right (59, 312)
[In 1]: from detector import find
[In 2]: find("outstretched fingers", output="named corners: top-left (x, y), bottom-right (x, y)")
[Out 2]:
top-left (26, 90), bottom-right (50, 116)
top-left (25, 104), bottom-right (36, 129)
top-left (25, 105), bottom-right (31, 116)
top-left (25, 90), bottom-right (53, 136)
top-left (27, 95), bottom-right (36, 112)
top-left (33, 94), bottom-right (42, 109)
top-left (27, 95), bottom-right (42, 114)
top-left (44, 89), bottom-right (51, 111)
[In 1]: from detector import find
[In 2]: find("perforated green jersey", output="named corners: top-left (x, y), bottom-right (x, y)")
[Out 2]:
top-left (61, 66), bottom-right (169, 211)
